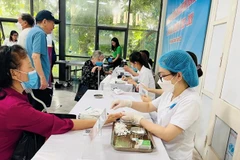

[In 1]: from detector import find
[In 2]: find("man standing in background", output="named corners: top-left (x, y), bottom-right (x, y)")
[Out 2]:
top-left (26, 10), bottom-right (60, 111)
top-left (17, 13), bottom-right (34, 48)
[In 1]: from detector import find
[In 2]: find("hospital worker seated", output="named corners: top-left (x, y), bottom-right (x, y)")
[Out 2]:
top-left (111, 50), bottom-right (201, 160)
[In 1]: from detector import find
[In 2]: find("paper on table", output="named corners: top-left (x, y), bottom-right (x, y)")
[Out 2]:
top-left (139, 85), bottom-right (148, 96)
top-left (89, 108), bottom-right (107, 141)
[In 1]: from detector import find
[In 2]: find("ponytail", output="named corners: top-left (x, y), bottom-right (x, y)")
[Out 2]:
top-left (129, 51), bottom-right (150, 69)
top-left (186, 51), bottom-right (203, 78)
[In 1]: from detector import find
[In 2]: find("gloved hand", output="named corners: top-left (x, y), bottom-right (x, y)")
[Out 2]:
top-left (111, 100), bottom-right (132, 110)
top-left (121, 112), bottom-right (144, 125)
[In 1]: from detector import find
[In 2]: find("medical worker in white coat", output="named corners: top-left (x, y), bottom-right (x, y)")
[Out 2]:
top-left (111, 50), bottom-right (201, 160)
top-left (126, 51), bottom-right (155, 99)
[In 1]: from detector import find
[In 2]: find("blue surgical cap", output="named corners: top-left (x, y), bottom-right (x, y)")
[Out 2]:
top-left (158, 50), bottom-right (199, 87)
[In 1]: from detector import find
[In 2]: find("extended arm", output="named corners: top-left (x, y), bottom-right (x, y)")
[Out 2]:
top-left (140, 119), bottom-right (183, 142)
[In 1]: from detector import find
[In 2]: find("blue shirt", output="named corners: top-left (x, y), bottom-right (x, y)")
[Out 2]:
top-left (26, 25), bottom-right (50, 82)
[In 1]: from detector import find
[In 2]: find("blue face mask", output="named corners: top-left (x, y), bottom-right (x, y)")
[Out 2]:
top-left (17, 70), bottom-right (40, 90)
top-left (131, 65), bottom-right (138, 72)
top-left (108, 57), bottom-right (112, 63)
top-left (95, 61), bottom-right (103, 66)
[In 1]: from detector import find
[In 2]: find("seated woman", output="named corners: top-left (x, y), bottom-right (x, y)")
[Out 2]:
top-left (111, 50), bottom-right (200, 160)
top-left (75, 50), bottom-right (105, 101)
top-left (3, 30), bottom-right (18, 46)
top-left (141, 51), bottom-right (203, 102)
top-left (124, 51), bottom-right (155, 99)
top-left (0, 45), bottom-right (121, 160)
top-left (123, 50), bottom-right (152, 77)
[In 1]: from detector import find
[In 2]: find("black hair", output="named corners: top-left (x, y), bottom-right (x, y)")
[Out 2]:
top-left (186, 51), bottom-right (203, 77)
top-left (129, 51), bottom-right (150, 69)
top-left (140, 50), bottom-right (150, 59)
top-left (9, 30), bottom-right (18, 41)
top-left (21, 13), bottom-right (35, 27)
top-left (140, 50), bottom-right (153, 67)
top-left (111, 37), bottom-right (120, 51)
top-left (0, 45), bottom-right (28, 89)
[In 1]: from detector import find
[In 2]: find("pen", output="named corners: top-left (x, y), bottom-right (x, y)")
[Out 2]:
top-left (85, 106), bottom-right (91, 111)
top-left (169, 103), bottom-right (176, 109)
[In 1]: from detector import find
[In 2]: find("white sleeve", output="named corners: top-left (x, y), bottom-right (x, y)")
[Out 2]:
top-left (151, 96), bottom-right (162, 109)
top-left (170, 98), bottom-right (200, 130)
top-left (139, 70), bottom-right (150, 87)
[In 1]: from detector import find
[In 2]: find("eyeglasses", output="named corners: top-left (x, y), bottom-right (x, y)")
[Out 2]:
top-left (157, 72), bottom-right (172, 82)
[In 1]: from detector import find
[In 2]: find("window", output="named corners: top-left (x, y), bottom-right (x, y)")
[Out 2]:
top-left (66, 25), bottom-right (96, 56)
top-left (33, 0), bottom-right (59, 18)
top-left (127, 30), bottom-right (158, 59)
top-left (129, 0), bottom-right (161, 30)
top-left (0, 0), bottom-right (161, 79)
top-left (98, 0), bottom-right (129, 27)
top-left (0, 0), bottom-right (30, 18)
top-left (66, 0), bottom-right (97, 57)
top-left (66, 0), bottom-right (96, 25)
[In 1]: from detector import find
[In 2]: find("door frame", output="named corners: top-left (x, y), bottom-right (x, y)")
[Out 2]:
top-left (95, 26), bottom-right (128, 59)
top-left (199, 0), bottom-right (240, 159)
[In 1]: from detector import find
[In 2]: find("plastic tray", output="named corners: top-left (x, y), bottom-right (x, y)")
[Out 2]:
top-left (111, 122), bottom-right (156, 153)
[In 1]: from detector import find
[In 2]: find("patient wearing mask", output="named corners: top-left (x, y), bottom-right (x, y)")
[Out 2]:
top-left (0, 45), bottom-right (122, 160)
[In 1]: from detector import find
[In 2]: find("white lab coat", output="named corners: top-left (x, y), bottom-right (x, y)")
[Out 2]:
top-left (151, 88), bottom-right (201, 160)
top-left (138, 65), bottom-right (155, 99)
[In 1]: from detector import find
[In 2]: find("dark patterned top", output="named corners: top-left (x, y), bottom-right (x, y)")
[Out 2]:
top-left (80, 60), bottom-right (105, 89)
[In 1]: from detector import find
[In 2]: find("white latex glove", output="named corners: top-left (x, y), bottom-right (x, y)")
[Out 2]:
top-left (111, 100), bottom-right (132, 110)
top-left (121, 112), bottom-right (144, 125)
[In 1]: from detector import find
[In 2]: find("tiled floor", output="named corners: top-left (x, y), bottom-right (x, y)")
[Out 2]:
top-left (49, 81), bottom-right (203, 160)
top-left (48, 81), bottom-right (78, 113)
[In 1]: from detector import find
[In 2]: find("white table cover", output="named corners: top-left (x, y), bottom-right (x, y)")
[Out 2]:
top-left (32, 90), bottom-right (170, 160)
top-left (99, 75), bottom-right (133, 92)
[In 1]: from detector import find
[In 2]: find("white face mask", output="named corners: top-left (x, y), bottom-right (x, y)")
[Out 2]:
top-left (16, 22), bottom-right (22, 31)
top-left (157, 77), bottom-right (176, 93)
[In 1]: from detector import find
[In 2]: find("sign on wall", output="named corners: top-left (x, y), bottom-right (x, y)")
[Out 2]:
top-left (225, 129), bottom-right (237, 160)
top-left (162, 0), bottom-right (211, 63)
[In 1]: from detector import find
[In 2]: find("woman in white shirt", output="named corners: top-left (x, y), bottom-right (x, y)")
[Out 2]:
top-left (111, 50), bottom-right (201, 160)
top-left (141, 51), bottom-right (203, 102)
top-left (123, 50), bottom-right (152, 76)
top-left (3, 30), bottom-right (18, 46)
top-left (126, 51), bottom-right (155, 99)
